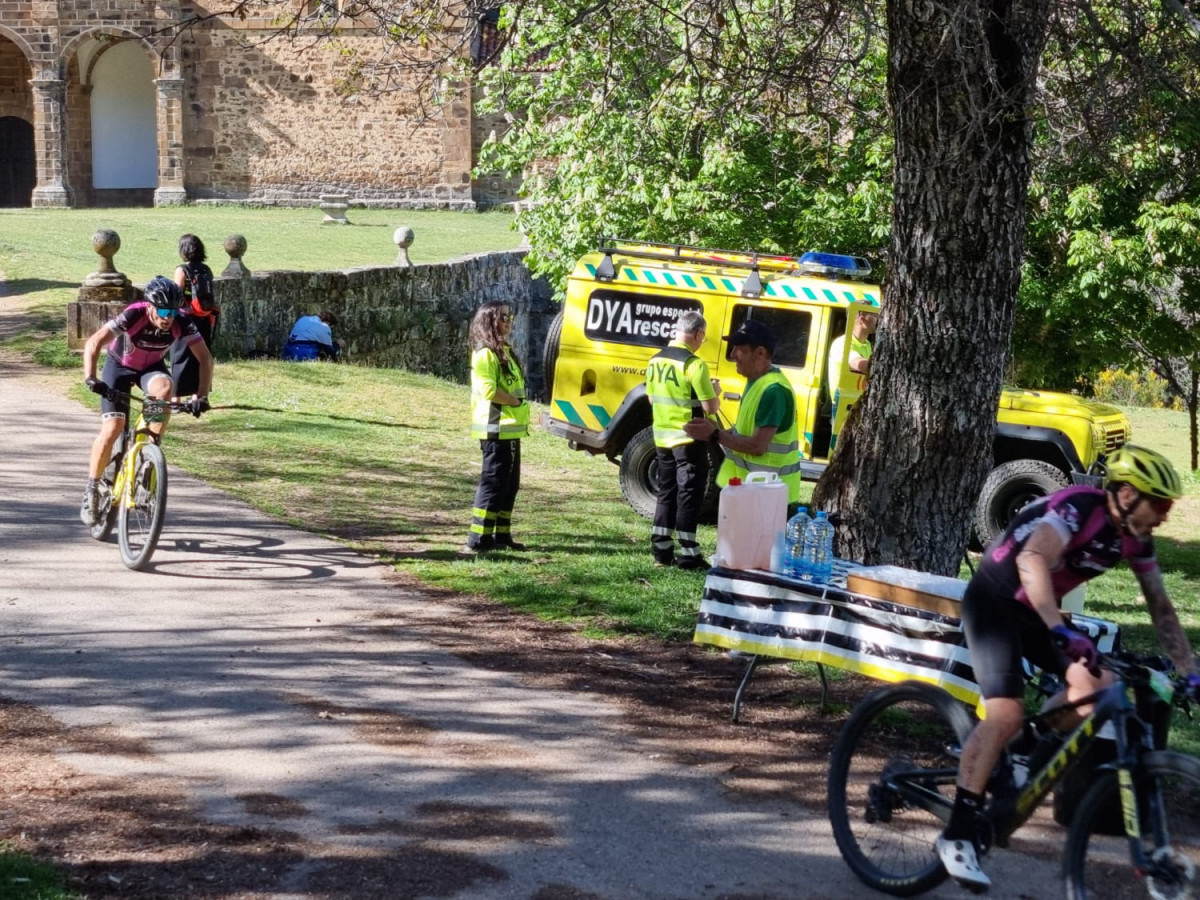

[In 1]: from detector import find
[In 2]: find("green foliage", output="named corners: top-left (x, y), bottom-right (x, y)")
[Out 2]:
top-left (0, 843), bottom-right (77, 899)
top-left (475, 0), bottom-right (893, 290)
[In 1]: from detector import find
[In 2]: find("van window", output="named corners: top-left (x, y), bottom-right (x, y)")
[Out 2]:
top-left (728, 305), bottom-right (812, 369)
top-left (583, 289), bottom-right (704, 349)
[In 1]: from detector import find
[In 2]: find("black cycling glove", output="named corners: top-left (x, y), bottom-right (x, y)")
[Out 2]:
top-left (188, 396), bottom-right (210, 417)
top-left (85, 376), bottom-right (109, 399)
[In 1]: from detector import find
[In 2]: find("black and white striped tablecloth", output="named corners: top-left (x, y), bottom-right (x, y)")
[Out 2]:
top-left (693, 565), bottom-right (1120, 709)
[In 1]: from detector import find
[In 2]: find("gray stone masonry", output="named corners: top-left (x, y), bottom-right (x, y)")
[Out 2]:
top-left (66, 250), bottom-right (557, 399)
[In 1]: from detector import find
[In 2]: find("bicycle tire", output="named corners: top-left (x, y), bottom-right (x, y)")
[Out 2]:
top-left (89, 454), bottom-right (120, 542)
top-left (1063, 750), bottom-right (1200, 900)
top-left (118, 442), bottom-right (168, 571)
top-left (828, 681), bottom-right (975, 896)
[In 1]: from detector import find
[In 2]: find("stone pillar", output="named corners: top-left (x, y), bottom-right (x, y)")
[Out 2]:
top-left (154, 77), bottom-right (188, 206)
top-left (222, 234), bottom-right (251, 278)
top-left (29, 77), bottom-right (75, 208)
top-left (393, 226), bottom-right (415, 267)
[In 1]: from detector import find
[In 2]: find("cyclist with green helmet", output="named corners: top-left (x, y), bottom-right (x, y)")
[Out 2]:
top-left (937, 444), bottom-right (1199, 891)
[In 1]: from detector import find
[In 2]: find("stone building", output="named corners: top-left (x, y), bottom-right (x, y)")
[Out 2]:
top-left (0, 2), bottom-right (517, 209)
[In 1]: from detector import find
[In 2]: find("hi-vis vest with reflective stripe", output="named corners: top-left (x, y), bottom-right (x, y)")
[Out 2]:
top-left (470, 346), bottom-right (529, 440)
top-left (647, 341), bottom-right (706, 449)
top-left (717, 368), bottom-right (801, 503)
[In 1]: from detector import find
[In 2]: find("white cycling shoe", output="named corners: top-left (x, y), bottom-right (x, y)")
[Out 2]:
top-left (936, 835), bottom-right (992, 892)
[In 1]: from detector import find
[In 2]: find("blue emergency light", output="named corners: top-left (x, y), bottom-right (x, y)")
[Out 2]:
top-left (795, 252), bottom-right (872, 280)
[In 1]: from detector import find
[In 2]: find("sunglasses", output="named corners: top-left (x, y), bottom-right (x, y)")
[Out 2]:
top-left (154, 307), bottom-right (179, 319)
top-left (1145, 496), bottom-right (1174, 516)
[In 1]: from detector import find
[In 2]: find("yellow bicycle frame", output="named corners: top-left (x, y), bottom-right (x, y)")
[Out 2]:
top-left (112, 400), bottom-right (167, 510)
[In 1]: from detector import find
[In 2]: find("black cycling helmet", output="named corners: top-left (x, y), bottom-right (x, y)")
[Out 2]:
top-left (1104, 445), bottom-right (1183, 500)
top-left (144, 275), bottom-right (183, 315)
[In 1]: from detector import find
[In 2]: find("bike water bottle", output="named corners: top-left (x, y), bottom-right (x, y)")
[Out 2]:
top-left (801, 511), bottom-right (835, 584)
top-left (785, 507), bottom-right (810, 579)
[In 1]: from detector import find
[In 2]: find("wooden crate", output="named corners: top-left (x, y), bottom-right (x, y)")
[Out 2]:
top-left (846, 565), bottom-right (967, 618)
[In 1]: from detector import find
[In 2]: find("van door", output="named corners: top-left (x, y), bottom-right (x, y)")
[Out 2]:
top-left (828, 301), bottom-right (877, 449)
top-left (714, 303), bottom-right (819, 458)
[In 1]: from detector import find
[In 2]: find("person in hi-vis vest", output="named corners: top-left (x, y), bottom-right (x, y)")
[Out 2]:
top-left (827, 309), bottom-right (878, 420)
top-left (464, 301), bottom-right (530, 553)
top-left (646, 311), bottom-right (721, 569)
top-left (683, 318), bottom-right (801, 513)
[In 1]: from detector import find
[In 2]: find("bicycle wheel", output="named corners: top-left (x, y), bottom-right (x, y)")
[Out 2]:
top-left (118, 442), bottom-right (168, 571)
top-left (88, 453), bottom-right (121, 542)
top-left (1064, 750), bottom-right (1200, 900)
top-left (828, 681), bottom-right (975, 896)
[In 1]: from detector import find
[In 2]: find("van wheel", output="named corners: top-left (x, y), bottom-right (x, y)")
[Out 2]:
top-left (619, 427), bottom-right (658, 519)
top-left (973, 459), bottom-right (1069, 548)
top-left (541, 311), bottom-right (563, 402)
top-left (619, 426), bottom-right (722, 523)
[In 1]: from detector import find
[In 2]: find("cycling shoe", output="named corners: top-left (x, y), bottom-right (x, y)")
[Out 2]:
top-left (936, 835), bottom-right (991, 892)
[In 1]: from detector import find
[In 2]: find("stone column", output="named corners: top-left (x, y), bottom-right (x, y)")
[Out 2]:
top-left (154, 77), bottom-right (188, 206)
top-left (29, 77), bottom-right (75, 208)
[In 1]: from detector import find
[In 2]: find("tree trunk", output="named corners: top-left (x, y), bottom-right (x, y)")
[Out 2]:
top-left (813, 0), bottom-right (1050, 575)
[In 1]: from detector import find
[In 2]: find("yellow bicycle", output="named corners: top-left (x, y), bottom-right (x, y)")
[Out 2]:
top-left (88, 390), bottom-right (204, 570)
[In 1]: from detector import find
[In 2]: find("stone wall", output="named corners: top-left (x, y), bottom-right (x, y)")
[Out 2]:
top-left (66, 250), bottom-right (560, 398)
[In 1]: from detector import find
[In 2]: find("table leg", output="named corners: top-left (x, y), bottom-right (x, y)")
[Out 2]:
top-left (731, 654), bottom-right (760, 723)
top-left (817, 662), bottom-right (829, 713)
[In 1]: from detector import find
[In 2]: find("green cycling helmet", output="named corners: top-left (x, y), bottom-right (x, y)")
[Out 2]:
top-left (1104, 444), bottom-right (1183, 500)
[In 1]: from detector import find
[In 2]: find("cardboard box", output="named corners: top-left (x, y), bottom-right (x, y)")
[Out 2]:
top-left (846, 565), bottom-right (967, 618)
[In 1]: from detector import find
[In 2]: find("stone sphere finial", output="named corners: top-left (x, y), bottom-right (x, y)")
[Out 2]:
top-left (222, 233), bottom-right (251, 278)
top-left (83, 229), bottom-right (130, 288)
top-left (393, 226), bottom-right (415, 267)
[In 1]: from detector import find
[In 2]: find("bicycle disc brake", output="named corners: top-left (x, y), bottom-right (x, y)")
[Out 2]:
top-left (865, 756), bottom-right (915, 824)
top-left (1146, 846), bottom-right (1196, 900)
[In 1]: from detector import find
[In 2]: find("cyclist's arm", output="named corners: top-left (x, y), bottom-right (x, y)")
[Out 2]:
top-left (1137, 567), bottom-right (1199, 676)
top-left (82, 324), bottom-right (117, 380)
top-left (1015, 523), bottom-right (1070, 630)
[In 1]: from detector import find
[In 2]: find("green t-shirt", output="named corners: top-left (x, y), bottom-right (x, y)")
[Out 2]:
top-left (747, 371), bottom-right (795, 433)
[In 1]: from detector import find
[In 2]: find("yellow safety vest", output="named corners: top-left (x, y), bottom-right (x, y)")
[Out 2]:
top-left (646, 341), bottom-right (710, 449)
top-left (470, 346), bottom-right (529, 440)
top-left (717, 368), bottom-right (801, 503)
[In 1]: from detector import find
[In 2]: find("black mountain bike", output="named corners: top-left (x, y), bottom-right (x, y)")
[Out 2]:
top-left (827, 651), bottom-right (1199, 898)
top-left (87, 389), bottom-right (204, 570)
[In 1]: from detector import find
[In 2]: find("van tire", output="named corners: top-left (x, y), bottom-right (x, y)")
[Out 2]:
top-left (619, 426), bottom-right (722, 523)
top-left (973, 458), bottom-right (1069, 548)
top-left (619, 427), bottom-right (660, 519)
top-left (541, 311), bottom-right (563, 402)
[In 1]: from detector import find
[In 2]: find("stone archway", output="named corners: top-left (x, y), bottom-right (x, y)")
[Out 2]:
top-left (0, 116), bottom-right (35, 206)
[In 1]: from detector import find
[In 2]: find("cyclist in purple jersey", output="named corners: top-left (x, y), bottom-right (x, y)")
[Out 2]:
top-left (79, 276), bottom-right (213, 526)
top-left (937, 445), bottom-right (1199, 891)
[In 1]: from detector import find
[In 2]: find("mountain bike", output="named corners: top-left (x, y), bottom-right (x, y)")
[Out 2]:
top-left (87, 390), bottom-right (205, 571)
top-left (827, 650), bottom-right (1199, 898)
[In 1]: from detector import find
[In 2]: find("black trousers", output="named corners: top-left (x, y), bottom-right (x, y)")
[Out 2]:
top-left (651, 440), bottom-right (708, 562)
top-left (170, 315), bottom-right (215, 397)
top-left (468, 438), bottom-right (521, 547)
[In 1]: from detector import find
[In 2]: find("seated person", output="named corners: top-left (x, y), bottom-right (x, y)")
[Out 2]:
top-left (826, 310), bottom-right (878, 389)
top-left (282, 310), bottom-right (340, 361)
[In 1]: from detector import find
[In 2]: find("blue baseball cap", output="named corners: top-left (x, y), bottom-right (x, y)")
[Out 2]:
top-left (724, 319), bottom-right (777, 353)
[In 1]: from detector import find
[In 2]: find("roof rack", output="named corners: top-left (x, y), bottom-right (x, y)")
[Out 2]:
top-left (594, 239), bottom-right (872, 289)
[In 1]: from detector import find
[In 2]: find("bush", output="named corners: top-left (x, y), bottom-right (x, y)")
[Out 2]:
top-left (1090, 368), bottom-right (1183, 410)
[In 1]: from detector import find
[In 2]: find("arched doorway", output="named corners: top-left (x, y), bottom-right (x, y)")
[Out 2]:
top-left (0, 116), bottom-right (35, 206)
top-left (90, 39), bottom-right (156, 204)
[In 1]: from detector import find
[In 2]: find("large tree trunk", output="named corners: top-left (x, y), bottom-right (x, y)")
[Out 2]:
top-left (813, 0), bottom-right (1050, 575)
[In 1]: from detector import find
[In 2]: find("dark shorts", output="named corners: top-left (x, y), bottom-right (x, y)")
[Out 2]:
top-left (99, 356), bottom-right (170, 420)
top-left (961, 578), bottom-right (1070, 699)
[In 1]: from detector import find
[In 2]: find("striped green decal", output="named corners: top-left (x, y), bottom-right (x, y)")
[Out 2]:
top-left (782, 285), bottom-right (797, 298)
top-left (554, 400), bottom-right (586, 427)
top-left (643, 270), bottom-right (658, 284)
top-left (803, 287), bottom-right (818, 300)
top-left (702, 276), bottom-right (716, 290)
top-left (722, 279), bottom-right (736, 292)
top-left (683, 274), bottom-right (697, 288)
top-left (623, 267), bottom-right (637, 281)
top-left (863, 292), bottom-right (880, 306)
top-left (589, 405), bottom-right (612, 427)
top-left (843, 291), bottom-right (858, 303)
top-left (586, 263), bottom-right (597, 276)
top-left (823, 288), bottom-right (838, 303)
top-left (662, 272), bottom-right (677, 286)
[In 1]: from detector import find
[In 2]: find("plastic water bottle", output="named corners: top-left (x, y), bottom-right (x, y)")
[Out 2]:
top-left (785, 507), bottom-right (810, 579)
top-left (801, 511), bottom-right (834, 584)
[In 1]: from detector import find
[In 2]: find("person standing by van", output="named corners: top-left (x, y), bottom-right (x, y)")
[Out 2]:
top-left (646, 312), bottom-right (721, 569)
top-left (463, 302), bottom-right (529, 553)
top-left (683, 319), bottom-right (801, 512)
